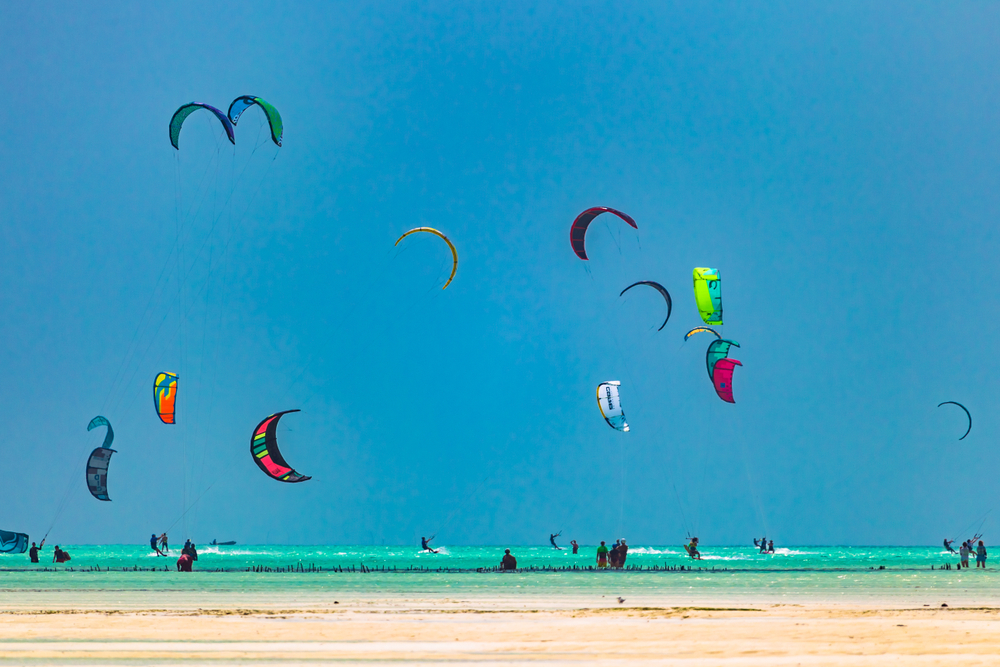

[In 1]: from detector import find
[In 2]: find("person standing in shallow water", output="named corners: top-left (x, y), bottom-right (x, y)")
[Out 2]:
top-left (570, 540), bottom-right (579, 554)
top-left (28, 540), bottom-right (44, 563)
top-left (977, 541), bottom-right (988, 569)
top-left (500, 549), bottom-right (517, 571)
top-left (596, 541), bottom-right (609, 568)
top-left (617, 539), bottom-right (629, 568)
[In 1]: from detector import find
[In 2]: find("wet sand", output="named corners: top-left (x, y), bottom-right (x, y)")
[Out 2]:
top-left (3, 598), bottom-right (1000, 665)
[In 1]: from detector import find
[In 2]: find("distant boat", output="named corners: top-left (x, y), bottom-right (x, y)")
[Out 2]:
top-left (210, 540), bottom-right (236, 546)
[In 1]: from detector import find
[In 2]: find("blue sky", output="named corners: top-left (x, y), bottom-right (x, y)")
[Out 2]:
top-left (2, 1), bottom-right (999, 547)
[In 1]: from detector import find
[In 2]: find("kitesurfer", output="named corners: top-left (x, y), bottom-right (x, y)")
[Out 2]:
top-left (158, 533), bottom-right (169, 553)
top-left (596, 541), bottom-right (609, 569)
top-left (421, 536), bottom-right (439, 553)
top-left (52, 546), bottom-right (70, 563)
top-left (767, 540), bottom-right (775, 554)
top-left (28, 540), bottom-right (44, 563)
top-left (570, 540), bottom-right (579, 554)
top-left (686, 537), bottom-right (702, 560)
top-left (500, 549), bottom-right (517, 571)
top-left (944, 539), bottom-right (956, 554)
top-left (150, 534), bottom-right (165, 556)
top-left (977, 541), bottom-right (988, 569)
top-left (549, 532), bottom-right (562, 550)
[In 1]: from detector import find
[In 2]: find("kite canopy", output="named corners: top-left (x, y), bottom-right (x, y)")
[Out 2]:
top-left (706, 339), bottom-right (740, 381)
top-left (394, 227), bottom-right (459, 289)
top-left (0, 530), bottom-right (28, 554)
top-left (228, 95), bottom-right (283, 146)
top-left (87, 416), bottom-right (114, 449)
top-left (86, 416), bottom-right (116, 501)
top-left (169, 102), bottom-right (235, 150)
top-left (569, 207), bottom-right (637, 260)
top-left (684, 326), bottom-right (721, 342)
top-left (712, 358), bottom-right (742, 404)
top-left (597, 381), bottom-right (629, 432)
top-left (619, 281), bottom-right (672, 331)
top-left (938, 401), bottom-right (972, 440)
top-left (693, 268), bottom-right (723, 325)
top-left (154, 372), bottom-right (178, 424)
top-left (250, 410), bottom-right (311, 483)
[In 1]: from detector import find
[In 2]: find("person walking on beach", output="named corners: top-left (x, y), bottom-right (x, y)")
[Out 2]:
top-left (976, 541), bottom-right (988, 569)
top-left (570, 540), bottom-right (579, 554)
top-left (28, 540), bottom-right (44, 563)
top-left (421, 536), bottom-right (438, 553)
top-left (549, 532), bottom-right (562, 550)
top-left (596, 541), bottom-right (609, 568)
top-left (500, 549), bottom-right (517, 571)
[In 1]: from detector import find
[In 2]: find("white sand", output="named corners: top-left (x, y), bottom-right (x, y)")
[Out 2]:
top-left (2, 596), bottom-right (1000, 665)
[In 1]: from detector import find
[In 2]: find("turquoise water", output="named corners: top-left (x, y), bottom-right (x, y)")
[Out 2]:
top-left (1, 545), bottom-right (997, 610)
top-left (0, 544), bottom-right (979, 572)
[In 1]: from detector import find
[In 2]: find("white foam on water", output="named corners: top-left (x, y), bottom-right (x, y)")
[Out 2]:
top-left (627, 547), bottom-right (684, 555)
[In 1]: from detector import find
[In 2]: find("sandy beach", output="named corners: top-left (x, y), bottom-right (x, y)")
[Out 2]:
top-left (3, 596), bottom-right (1000, 665)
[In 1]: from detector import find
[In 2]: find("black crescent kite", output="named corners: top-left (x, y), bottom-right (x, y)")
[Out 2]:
top-left (938, 401), bottom-right (972, 440)
top-left (619, 281), bottom-right (673, 331)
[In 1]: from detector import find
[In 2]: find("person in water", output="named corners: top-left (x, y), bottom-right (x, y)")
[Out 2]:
top-left (500, 549), bottom-right (517, 571)
top-left (150, 534), bottom-right (165, 556)
top-left (609, 541), bottom-right (620, 568)
top-left (570, 540), bottom-right (579, 554)
top-left (617, 539), bottom-right (629, 568)
top-left (549, 532), bottom-right (562, 550)
top-left (596, 541), bottom-right (609, 568)
top-left (977, 541), bottom-right (988, 569)
top-left (28, 540), bottom-right (44, 563)
top-left (177, 552), bottom-right (193, 572)
top-left (959, 541), bottom-right (971, 568)
top-left (421, 536), bottom-right (439, 553)
top-left (767, 540), bottom-right (775, 554)
top-left (52, 546), bottom-right (71, 563)
top-left (686, 537), bottom-right (701, 560)
top-left (181, 540), bottom-right (199, 561)
top-left (944, 539), bottom-right (956, 554)
top-left (158, 533), bottom-right (169, 553)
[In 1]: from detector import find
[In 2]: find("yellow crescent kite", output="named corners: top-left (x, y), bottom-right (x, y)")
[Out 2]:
top-left (394, 227), bottom-right (458, 289)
